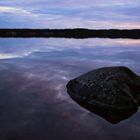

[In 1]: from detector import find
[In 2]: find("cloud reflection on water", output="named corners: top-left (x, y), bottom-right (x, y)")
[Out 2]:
top-left (0, 38), bottom-right (140, 140)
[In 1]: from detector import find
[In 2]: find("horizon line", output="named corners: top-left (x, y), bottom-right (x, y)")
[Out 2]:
top-left (0, 28), bottom-right (140, 30)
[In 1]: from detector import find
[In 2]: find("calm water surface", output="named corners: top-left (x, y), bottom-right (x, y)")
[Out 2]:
top-left (0, 38), bottom-right (140, 140)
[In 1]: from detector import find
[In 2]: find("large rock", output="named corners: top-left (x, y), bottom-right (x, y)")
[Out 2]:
top-left (67, 66), bottom-right (140, 123)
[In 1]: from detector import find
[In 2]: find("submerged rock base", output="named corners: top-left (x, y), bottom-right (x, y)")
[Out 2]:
top-left (67, 66), bottom-right (140, 124)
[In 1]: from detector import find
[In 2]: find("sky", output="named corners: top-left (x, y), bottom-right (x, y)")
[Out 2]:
top-left (0, 0), bottom-right (140, 29)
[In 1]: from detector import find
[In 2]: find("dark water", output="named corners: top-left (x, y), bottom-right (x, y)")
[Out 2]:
top-left (0, 38), bottom-right (140, 140)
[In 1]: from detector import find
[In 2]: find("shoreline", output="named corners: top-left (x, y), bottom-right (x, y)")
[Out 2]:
top-left (0, 28), bottom-right (140, 39)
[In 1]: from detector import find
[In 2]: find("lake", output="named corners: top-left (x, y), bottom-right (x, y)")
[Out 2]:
top-left (0, 38), bottom-right (140, 140)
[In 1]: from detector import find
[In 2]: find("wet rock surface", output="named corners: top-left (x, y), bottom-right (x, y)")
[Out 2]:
top-left (67, 66), bottom-right (140, 124)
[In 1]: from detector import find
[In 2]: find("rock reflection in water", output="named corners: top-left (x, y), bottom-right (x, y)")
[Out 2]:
top-left (0, 38), bottom-right (140, 140)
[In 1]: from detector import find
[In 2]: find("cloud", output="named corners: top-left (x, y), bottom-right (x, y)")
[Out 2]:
top-left (0, 0), bottom-right (140, 28)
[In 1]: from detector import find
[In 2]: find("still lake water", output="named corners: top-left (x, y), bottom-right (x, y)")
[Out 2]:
top-left (0, 38), bottom-right (140, 140)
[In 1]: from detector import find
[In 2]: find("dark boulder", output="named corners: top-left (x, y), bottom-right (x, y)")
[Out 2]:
top-left (67, 66), bottom-right (140, 124)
